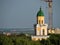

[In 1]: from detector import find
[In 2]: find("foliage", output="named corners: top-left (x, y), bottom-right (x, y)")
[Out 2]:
top-left (0, 34), bottom-right (60, 45)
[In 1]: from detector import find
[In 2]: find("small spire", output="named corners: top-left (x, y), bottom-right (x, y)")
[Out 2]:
top-left (40, 7), bottom-right (41, 12)
top-left (40, 6), bottom-right (41, 10)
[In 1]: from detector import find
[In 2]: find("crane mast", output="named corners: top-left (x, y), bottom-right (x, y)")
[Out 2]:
top-left (48, 1), bottom-right (53, 29)
top-left (42, 0), bottom-right (53, 29)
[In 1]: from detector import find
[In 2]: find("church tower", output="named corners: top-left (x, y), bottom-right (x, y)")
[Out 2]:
top-left (31, 7), bottom-right (49, 41)
top-left (36, 7), bottom-right (48, 36)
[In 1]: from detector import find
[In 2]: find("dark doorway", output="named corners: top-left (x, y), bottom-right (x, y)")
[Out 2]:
top-left (43, 29), bottom-right (45, 35)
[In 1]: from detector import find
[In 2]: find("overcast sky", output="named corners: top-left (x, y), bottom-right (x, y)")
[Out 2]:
top-left (0, 0), bottom-right (60, 28)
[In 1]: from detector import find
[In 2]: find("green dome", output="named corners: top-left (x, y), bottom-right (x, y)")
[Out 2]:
top-left (37, 8), bottom-right (44, 16)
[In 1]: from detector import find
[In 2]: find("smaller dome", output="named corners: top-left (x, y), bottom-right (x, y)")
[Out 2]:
top-left (37, 7), bottom-right (44, 16)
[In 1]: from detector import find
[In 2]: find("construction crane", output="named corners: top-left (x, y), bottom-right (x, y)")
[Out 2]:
top-left (41, 0), bottom-right (53, 29)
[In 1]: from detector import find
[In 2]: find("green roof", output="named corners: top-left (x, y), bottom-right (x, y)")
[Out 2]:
top-left (37, 7), bottom-right (44, 16)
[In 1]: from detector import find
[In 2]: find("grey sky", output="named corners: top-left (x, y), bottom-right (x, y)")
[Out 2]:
top-left (0, 0), bottom-right (60, 28)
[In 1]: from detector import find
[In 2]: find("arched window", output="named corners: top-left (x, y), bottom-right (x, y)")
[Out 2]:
top-left (39, 20), bottom-right (40, 24)
top-left (42, 20), bottom-right (43, 24)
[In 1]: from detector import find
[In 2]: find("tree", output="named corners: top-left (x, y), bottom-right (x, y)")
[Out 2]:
top-left (0, 35), bottom-right (13, 45)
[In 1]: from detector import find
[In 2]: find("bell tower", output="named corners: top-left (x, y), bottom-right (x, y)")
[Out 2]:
top-left (37, 8), bottom-right (44, 24)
